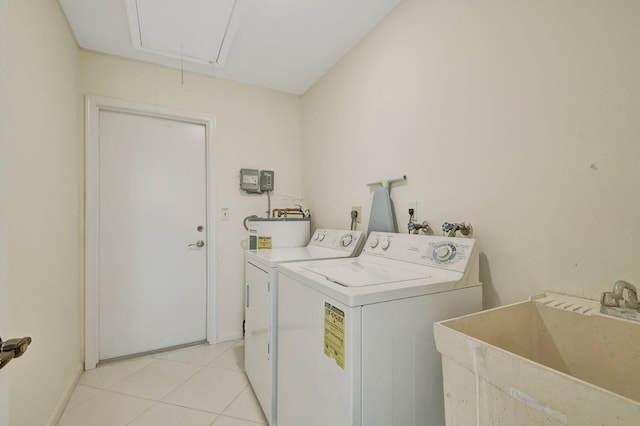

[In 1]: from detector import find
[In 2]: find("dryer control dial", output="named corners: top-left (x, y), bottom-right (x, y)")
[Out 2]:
top-left (432, 242), bottom-right (457, 263)
top-left (369, 238), bottom-right (379, 248)
top-left (318, 233), bottom-right (326, 241)
top-left (314, 233), bottom-right (320, 241)
top-left (341, 234), bottom-right (353, 247)
top-left (381, 239), bottom-right (391, 250)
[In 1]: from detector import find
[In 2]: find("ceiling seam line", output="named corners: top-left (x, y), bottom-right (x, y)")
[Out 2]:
top-left (134, 0), bottom-right (143, 47)
top-left (216, 0), bottom-right (238, 65)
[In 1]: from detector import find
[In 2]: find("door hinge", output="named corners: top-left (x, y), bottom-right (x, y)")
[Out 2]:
top-left (268, 281), bottom-right (270, 292)
top-left (267, 343), bottom-right (270, 355)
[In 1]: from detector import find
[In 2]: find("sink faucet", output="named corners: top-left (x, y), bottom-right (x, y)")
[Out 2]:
top-left (601, 280), bottom-right (640, 309)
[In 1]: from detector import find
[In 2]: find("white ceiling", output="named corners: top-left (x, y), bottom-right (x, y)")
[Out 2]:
top-left (59, 0), bottom-right (403, 95)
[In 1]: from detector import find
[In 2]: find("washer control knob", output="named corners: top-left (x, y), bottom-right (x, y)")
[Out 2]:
top-left (369, 238), bottom-right (379, 248)
top-left (341, 234), bottom-right (353, 247)
top-left (314, 233), bottom-right (320, 241)
top-left (381, 239), bottom-right (391, 250)
top-left (318, 233), bottom-right (325, 241)
top-left (434, 244), bottom-right (453, 261)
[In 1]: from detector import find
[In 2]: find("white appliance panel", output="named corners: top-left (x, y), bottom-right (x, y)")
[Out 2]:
top-left (279, 259), bottom-right (465, 307)
top-left (302, 259), bottom-right (431, 287)
top-left (248, 219), bottom-right (310, 249)
top-left (247, 245), bottom-right (354, 270)
top-left (277, 272), bottom-right (362, 426)
top-left (361, 286), bottom-right (482, 426)
top-left (245, 229), bottom-right (365, 426)
top-left (362, 233), bottom-right (477, 274)
top-left (244, 262), bottom-right (274, 421)
top-left (277, 232), bottom-right (483, 426)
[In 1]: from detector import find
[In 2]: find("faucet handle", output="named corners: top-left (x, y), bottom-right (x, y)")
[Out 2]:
top-left (407, 222), bottom-right (415, 233)
top-left (600, 291), bottom-right (620, 307)
top-left (611, 280), bottom-right (640, 310)
top-left (442, 222), bottom-right (472, 237)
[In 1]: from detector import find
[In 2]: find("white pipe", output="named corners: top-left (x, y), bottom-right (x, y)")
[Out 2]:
top-left (366, 175), bottom-right (407, 189)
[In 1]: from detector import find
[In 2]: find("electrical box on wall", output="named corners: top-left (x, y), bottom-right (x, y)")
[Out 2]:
top-left (260, 170), bottom-right (274, 192)
top-left (240, 168), bottom-right (260, 193)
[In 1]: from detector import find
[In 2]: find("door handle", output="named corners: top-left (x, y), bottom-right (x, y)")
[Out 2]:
top-left (188, 240), bottom-right (205, 248)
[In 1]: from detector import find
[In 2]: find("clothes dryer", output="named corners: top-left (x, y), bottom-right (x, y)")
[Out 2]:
top-left (245, 229), bottom-right (366, 426)
top-left (277, 232), bottom-right (482, 426)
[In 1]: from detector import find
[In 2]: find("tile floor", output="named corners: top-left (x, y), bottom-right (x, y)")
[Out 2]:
top-left (57, 340), bottom-right (267, 426)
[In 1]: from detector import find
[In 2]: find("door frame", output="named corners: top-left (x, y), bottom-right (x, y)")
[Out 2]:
top-left (84, 96), bottom-right (217, 370)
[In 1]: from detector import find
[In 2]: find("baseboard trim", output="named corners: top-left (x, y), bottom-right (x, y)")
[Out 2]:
top-left (216, 333), bottom-right (243, 343)
top-left (46, 362), bottom-right (83, 426)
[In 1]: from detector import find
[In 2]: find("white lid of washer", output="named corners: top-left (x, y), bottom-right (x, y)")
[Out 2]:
top-left (302, 259), bottom-right (431, 287)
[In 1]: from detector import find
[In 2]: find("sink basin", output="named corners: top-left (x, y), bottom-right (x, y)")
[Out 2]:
top-left (434, 293), bottom-right (640, 425)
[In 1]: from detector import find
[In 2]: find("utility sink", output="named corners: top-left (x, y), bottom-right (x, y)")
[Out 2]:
top-left (434, 293), bottom-right (640, 425)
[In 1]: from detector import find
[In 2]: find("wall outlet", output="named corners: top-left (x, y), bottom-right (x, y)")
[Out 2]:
top-left (221, 208), bottom-right (230, 221)
top-left (351, 206), bottom-right (362, 223)
top-left (408, 200), bottom-right (417, 217)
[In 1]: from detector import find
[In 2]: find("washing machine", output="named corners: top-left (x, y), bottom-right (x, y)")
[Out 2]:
top-left (277, 232), bottom-right (482, 426)
top-left (245, 228), bottom-right (366, 426)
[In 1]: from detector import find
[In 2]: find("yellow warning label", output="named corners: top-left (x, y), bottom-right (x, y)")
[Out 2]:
top-left (324, 302), bottom-right (345, 369)
top-left (257, 236), bottom-right (272, 249)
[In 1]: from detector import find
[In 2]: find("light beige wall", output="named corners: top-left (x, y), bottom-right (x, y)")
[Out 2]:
top-left (301, 0), bottom-right (640, 307)
top-left (78, 51), bottom-right (302, 341)
top-left (0, 0), bottom-right (9, 423)
top-left (7, 0), bottom-right (81, 425)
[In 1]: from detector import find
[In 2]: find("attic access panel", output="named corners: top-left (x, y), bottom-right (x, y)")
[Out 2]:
top-left (125, 0), bottom-right (244, 66)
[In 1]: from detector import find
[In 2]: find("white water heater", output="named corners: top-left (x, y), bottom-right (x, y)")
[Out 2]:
top-left (247, 218), bottom-right (310, 249)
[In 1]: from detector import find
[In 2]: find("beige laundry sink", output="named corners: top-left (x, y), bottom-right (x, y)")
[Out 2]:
top-left (434, 293), bottom-right (640, 425)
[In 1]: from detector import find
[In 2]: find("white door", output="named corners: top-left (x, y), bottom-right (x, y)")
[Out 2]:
top-left (98, 110), bottom-right (207, 360)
